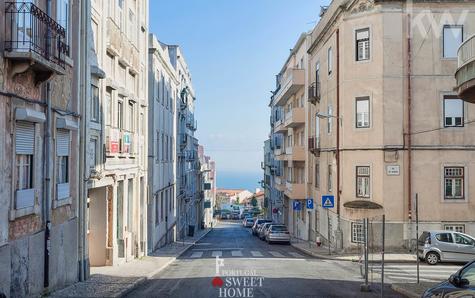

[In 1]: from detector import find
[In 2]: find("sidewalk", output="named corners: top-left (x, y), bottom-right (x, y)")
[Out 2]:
top-left (291, 239), bottom-right (417, 263)
top-left (391, 282), bottom-right (436, 298)
top-left (49, 227), bottom-right (213, 298)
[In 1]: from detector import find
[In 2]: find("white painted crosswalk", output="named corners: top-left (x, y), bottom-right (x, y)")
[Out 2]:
top-left (370, 264), bottom-right (462, 283)
top-left (250, 251), bottom-right (263, 257)
top-left (187, 249), bottom-right (309, 259)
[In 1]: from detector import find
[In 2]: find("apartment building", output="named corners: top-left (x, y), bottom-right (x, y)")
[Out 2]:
top-left (199, 145), bottom-right (217, 227)
top-left (303, 0), bottom-right (475, 251)
top-left (147, 34), bottom-right (178, 252)
top-left (174, 48), bottom-right (201, 238)
top-left (269, 33), bottom-right (310, 240)
top-left (86, 0), bottom-right (149, 267)
top-left (0, 0), bottom-right (82, 296)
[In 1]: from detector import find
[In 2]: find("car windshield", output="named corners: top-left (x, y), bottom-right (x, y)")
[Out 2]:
top-left (461, 262), bottom-right (475, 286)
top-left (271, 226), bottom-right (287, 232)
top-left (247, 219), bottom-right (254, 222)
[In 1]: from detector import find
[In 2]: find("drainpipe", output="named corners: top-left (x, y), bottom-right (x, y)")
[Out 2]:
top-left (78, 0), bottom-right (90, 281)
top-left (407, 14), bottom-right (413, 224)
top-left (336, 28), bottom-right (342, 250)
top-left (43, 0), bottom-right (52, 289)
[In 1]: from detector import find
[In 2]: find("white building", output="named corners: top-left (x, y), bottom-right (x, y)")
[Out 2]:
top-left (147, 35), bottom-right (178, 252)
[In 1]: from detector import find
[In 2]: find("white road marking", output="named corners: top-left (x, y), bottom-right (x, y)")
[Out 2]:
top-left (231, 250), bottom-right (243, 257)
top-left (190, 251), bottom-right (203, 258)
top-left (212, 251), bottom-right (222, 257)
top-left (250, 251), bottom-right (263, 257)
top-left (269, 251), bottom-right (285, 257)
top-left (288, 252), bottom-right (304, 258)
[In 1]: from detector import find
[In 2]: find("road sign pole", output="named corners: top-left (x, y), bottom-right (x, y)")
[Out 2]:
top-left (416, 194), bottom-right (420, 284)
top-left (327, 208), bottom-right (331, 256)
top-left (381, 214), bottom-right (385, 298)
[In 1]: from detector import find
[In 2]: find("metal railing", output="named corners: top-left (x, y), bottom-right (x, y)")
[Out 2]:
top-left (458, 35), bottom-right (475, 68)
top-left (308, 81), bottom-right (321, 103)
top-left (5, 2), bottom-right (69, 68)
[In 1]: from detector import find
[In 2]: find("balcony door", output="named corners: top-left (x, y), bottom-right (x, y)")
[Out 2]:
top-left (14, 0), bottom-right (36, 51)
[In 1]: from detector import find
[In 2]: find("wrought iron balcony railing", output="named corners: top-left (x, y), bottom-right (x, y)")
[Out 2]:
top-left (308, 81), bottom-right (321, 104)
top-left (5, 2), bottom-right (70, 69)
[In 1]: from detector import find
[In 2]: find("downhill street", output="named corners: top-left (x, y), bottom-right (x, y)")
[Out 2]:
top-left (126, 221), bottom-right (401, 298)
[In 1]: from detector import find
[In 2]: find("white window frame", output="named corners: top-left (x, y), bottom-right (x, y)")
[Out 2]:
top-left (57, 0), bottom-right (71, 55)
top-left (356, 166), bottom-right (371, 198)
top-left (91, 84), bottom-right (100, 123)
top-left (443, 95), bottom-right (464, 128)
top-left (356, 97), bottom-right (370, 128)
top-left (56, 129), bottom-right (71, 201)
top-left (351, 222), bottom-right (365, 243)
top-left (443, 25), bottom-right (463, 59)
top-left (327, 105), bottom-right (332, 134)
top-left (14, 121), bottom-right (36, 211)
top-left (356, 28), bottom-right (370, 61)
top-left (328, 165), bottom-right (333, 193)
top-left (444, 224), bottom-right (465, 233)
top-left (328, 47), bottom-right (333, 75)
top-left (444, 166), bottom-right (465, 200)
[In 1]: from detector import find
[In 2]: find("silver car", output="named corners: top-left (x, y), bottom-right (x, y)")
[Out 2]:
top-left (258, 223), bottom-right (272, 240)
top-left (418, 230), bottom-right (475, 265)
top-left (266, 225), bottom-right (291, 244)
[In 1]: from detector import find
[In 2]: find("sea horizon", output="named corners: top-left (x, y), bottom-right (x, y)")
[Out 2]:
top-left (216, 170), bottom-right (262, 193)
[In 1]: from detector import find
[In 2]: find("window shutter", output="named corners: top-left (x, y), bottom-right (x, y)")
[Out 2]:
top-left (57, 129), bottom-right (70, 156)
top-left (16, 121), bottom-right (35, 155)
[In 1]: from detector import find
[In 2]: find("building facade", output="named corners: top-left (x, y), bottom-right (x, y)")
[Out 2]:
top-left (86, 0), bottom-right (149, 267)
top-left (266, 0), bottom-right (475, 251)
top-left (147, 34), bottom-right (178, 252)
top-left (269, 33), bottom-right (310, 240)
top-left (199, 145), bottom-right (217, 227)
top-left (0, 0), bottom-right (82, 296)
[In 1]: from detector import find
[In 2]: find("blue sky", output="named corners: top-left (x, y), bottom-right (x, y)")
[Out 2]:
top-left (149, 0), bottom-right (322, 190)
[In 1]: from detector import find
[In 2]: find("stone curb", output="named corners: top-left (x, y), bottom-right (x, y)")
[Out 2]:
top-left (391, 284), bottom-right (421, 298)
top-left (117, 227), bottom-right (214, 297)
top-left (291, 242), bottom-right (417, 263)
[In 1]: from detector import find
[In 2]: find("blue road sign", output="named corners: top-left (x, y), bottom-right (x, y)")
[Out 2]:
top-left (292, 201), bottom-right (302, 211)
top-left (306, 198), bottom-right (314, 209)
top-left (322, 195), bottom-right (335, 209)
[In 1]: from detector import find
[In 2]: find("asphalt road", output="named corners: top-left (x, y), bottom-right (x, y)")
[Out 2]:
top-left (126, 221), bottom-right (402, 298)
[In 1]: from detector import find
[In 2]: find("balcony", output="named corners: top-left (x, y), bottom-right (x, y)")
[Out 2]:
top-left (284, 182), bottom-right (305, 199)
top-left (308, 137), bottom-right (321, 156)
top-left (274, 119), bottom-right (287, 133)
top-left (456, 35), bottom-right (475, 103)
top-left (274, 177), bottom-right (286, 192)
top-left (285, 145), bottom-right (305, 161)
top-left (274, 68), bottom-right (305, 106)
top-left (284, 107), bottom-right (305, 128)
top-left (4, 2), bottom-right (69, 82)
top-left (308, 82), bottom-right (321, 104)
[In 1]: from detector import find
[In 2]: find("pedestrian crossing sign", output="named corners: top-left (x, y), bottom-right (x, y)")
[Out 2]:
top-left (322, 195), bottom-right (334, 208)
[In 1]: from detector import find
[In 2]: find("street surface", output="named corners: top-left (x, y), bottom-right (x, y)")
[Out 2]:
top-left (126, 221), bottom-right (403, 298)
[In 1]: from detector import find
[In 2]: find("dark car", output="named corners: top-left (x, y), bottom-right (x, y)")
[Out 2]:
top-left (422, 260), bottom-right (475, 297)
top-left (252, 219), bottom-right (272, 236)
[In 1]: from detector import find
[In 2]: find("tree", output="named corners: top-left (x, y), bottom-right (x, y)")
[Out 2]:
top-left (251, 197), bottom-right (258, 207)
top-left (236, 196), bottom-right (240, 204)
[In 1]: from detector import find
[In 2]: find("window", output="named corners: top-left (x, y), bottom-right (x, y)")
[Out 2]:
top-left (315, 114), bottom-right (320, 146)
top-left (128, 101), bottom-right (135, 132)
top-left (117, 99), bottom-right (123, 130)
top-left (356, 97), bottom-right (370, 128)
top-left (56, 129), bottom-right (70, 200)
top-left (89, 138), bottom-right (98, 169)
top-left (444, 96), bottom-right (464, 127)
top-left (160, 192), bottom-right (164, 221)
top-left (315, 164), bottom-right (320, 189)
top-left (351, 222), bottom-right (364, 243)
top-left (105, 89), bottom-right (112, 126)
top-left (327, 105), bottom-right (332, 134)
top-left (156, 131), bottom-right (160, 163)
top-left (315, 62), bottom-right (320, 84)
top-left (328, 165), bottom-right (332, 192)
top-left (436, 233), bottom-right (453, 243)
top-left (57, 0), bottom-right (70, 48)
top-left (356, 166), bottom-right (370, 198)
top-left (444, 167), bottom-right (464, 200)
top-left (454, 233), bottom-right (474, 246)
top-left (15, 122), bottom-right (35, 201)
top-left (444, 224), bottom-right (465, 233)
top-left (443, 25), bottom-right (463, 58)
top-left (91, 85), bottom-right (100, 123)
top-left (328, 47), bottom-right (333, 75)
top-left (155, 195), bottom-right (159, 225)
top-left (117, 0), bottom-right (124, 29)
top-left (356, 28), bottom-right (370, 61)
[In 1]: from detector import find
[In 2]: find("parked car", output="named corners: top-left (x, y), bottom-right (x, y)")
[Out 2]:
top-left (243, 218), bottom-right (255, 228)
top-left (418, 230), bottom-right (475, 265)
top-left (252, 219), bottom-right (272, 236)
top-left (258, 223), bottom-right (273, 240)
top-left (266, 225), bottom-right (291, 244)
top-left (422, 260), bottom-right (475, 297)
top-left (232, 212), bottom-right (240, 220)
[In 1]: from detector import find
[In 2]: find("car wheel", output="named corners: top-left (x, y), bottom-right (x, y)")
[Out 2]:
top-left (425, 252), bottom-right (439, 265)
